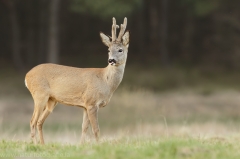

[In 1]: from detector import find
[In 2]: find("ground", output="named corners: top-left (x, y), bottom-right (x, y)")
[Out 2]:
top-left (1, 67), bottom-right (240, 158)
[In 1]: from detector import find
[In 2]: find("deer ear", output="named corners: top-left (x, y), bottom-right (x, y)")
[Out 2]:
top-left (100, 32), bottom-right (111, 47)
top-left (122, 31), bottom-right (130, 47)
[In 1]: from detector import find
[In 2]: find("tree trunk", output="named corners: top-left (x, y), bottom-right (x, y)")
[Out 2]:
top-left (148, 0), bottom-right (159, 44)
top-left (182, 14), bottom-right (194, 63)
top-left (48, 0), bottom-right (60, 63)
top-left (5, 0), bottom-right (25, 71)
top-left (135, 6), bottom-right (146, 63)
top-left (38, 0), bottom-right (48, 64)
top-left (159, 0), bottom-right (169, 66)
top-left (26, 0), bottom-right (35, 67)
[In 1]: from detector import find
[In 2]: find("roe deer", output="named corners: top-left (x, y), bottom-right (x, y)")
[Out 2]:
top-left (25, 17), bottom-right (130, 144)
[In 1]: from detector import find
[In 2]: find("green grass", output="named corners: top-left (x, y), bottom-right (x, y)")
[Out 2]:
top-left (1, 136), bottom-right (240, 159)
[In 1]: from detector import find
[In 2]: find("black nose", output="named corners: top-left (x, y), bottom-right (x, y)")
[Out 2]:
top-left (108, 59), bottom-right (116, 64)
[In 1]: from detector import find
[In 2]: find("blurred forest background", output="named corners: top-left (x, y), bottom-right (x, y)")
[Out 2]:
top-left (1, 0), bottom-right (240, 143)
top-left (1, 0), bottom-right (240, 71)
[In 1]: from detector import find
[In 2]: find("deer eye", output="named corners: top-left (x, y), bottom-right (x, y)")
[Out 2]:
top-left (118, 49), bottom-right (123, 53)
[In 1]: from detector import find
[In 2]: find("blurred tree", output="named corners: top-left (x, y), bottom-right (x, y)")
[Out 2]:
top-left (181, 0), bottom-right (219, 16)
top-left (70, 0), bottom-right (171, 66)
top-left (48, 0), bottom-right (61, 63)
top-left (2, 0), bottom-right (25, 71)
top-left (159, 0), bottom-right (169, 66)
top-left (70, 0), bottom-right (142, 19)
top-left (38, 0), bottom-right (49, 64)
top-left (1, 0), bottom-right (61, 70)
top-left (26, 0), bottom-right (35, 67)
top-left (178, 0), bottom-right (220, 65)
top-left (1, 0), bottom-right (240, 71)
top-left (144, 0), bottom-right (169, 66)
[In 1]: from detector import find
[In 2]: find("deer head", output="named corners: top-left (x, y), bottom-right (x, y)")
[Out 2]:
top-left (100, 17), bottom-right (130, 66)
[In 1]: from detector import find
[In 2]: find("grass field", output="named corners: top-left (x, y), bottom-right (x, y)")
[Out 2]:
top-left (1, 66), bottom-right (240, 158)
top-left (1, 136), bottom-right (240, 159)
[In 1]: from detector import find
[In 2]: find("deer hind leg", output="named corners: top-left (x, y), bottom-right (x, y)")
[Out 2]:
top-left (30, 108), bottom-right (37, 143)
top-left (87, 106), bottom-right (100, 142)
top-left (30, 94), bottom-right (49, 144)
top-left (80, 108), bottom-right (90, 144)
top-left (37, 98), bottom-right (57, 145)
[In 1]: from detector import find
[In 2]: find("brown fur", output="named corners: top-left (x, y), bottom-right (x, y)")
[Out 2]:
top-left (25, 17), bottom-right (130, 144)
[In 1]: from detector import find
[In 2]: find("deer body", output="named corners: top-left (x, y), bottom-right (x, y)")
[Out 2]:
top-left (26, 63), bottom-right (125, 108)
top-left (25, 17), bottom-right (130, 144)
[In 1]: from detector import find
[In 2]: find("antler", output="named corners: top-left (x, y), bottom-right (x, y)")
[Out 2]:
top-left (116, 17), bottom-right (127, 42)
top-left (111, 17), bottom-right (119, 42)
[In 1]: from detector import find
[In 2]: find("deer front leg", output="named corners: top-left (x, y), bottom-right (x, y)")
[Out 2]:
top-left (87, 106), bottom-right (100, 142)
top-left (80, 108), bottom-right (90, 144)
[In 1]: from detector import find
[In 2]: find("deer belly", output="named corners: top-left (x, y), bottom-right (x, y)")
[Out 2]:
top-left (51, 92), bottom-right (85, 107)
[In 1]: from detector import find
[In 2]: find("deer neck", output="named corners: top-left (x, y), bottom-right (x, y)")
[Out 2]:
top-left (104, 63), bottom-right (126, 92)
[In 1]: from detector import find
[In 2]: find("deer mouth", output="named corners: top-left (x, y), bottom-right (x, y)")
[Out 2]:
top-left (108, 59), bottom-right (117, 66)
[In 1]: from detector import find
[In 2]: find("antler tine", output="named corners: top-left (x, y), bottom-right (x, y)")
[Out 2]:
top-left (111, 17), bottom-right (119, 42)
top-left (117, 17), bottom-right (127, 42)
